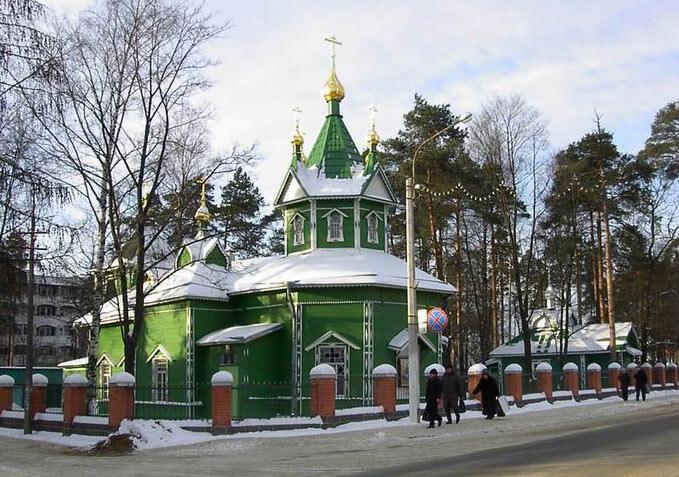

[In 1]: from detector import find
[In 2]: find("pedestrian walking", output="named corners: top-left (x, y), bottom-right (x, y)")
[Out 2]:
top-left (635, 368), bottom-right (647, 402)
top-left (442, 366), bottom-right (463, 424)
top-left (423, 368), bottom-right (443, 428)
top-left (472, 370), bottom-right (500, 420)
top-left (618, 370), bottom-right (631, 401)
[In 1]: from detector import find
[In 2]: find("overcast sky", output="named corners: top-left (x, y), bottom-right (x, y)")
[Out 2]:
top-left (45, 0), bottom-right (679, 204)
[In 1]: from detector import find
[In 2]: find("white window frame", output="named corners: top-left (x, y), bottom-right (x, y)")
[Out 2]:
top-left (293, 214), bottom-right (305, 246)
top-left (152, 356), bottom-right (169, 402)
top-left (315, 343), bottom-right (348, 397)
top-left (99, 360), bottom-right (112, 401)
top-left (326, 212), bottom-right (344, 242)
top-left (366, 213), bottom-right (379, 244)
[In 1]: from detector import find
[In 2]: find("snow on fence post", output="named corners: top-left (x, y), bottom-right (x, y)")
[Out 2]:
top-left (666, 363), bottom-right (678, 389)
top-left (211, 371), bottom-right (233, 434)
top-left (641, 362), bottom-right (653, 389)
top-left (467, 363), bottom-right (487, 401)
top-left (653, 362), bottom-right (666, 389)
top-left (372, 364), bottom-right (397, 415)
top-left (62, 374), bottom-right (88, 434)
top-left (31, 374), bottom-right (48, 419)
top-left (108, 372), bottom-right (135, 429)
top-left (607, 362), bottom-right (621, 390)
top-left (0, 375), bottom-right (14, 413)
top-left (562, 362), bottom-right (579, 399)
top-left (504, 364), bottom-right (523, 404)
top-left (586, 363), bottom-right (602, 395)
top-left (536, 362), bottom-right (553, 401)
top-left (310, 364), bottom-right (336, 419)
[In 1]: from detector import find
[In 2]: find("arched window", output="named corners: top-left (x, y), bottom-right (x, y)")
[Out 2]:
top-left (152, 356), bottom-right (169, 402)
top-left (367, 213), bottom-right (379, 244)
top-left (293, 214), bottom-right (305, 246)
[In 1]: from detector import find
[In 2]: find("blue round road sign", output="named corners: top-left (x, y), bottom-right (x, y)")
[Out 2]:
top-left (427, 307), bottom-right (448, 333)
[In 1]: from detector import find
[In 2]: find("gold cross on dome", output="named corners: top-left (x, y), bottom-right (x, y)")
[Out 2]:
top-left (324, 35), bottom-right (342, 65)
top-left (197, 176), bottom-right (207, 206)
top-left (292, 106), bottom-right (303, 128)
top-left (368, 104), bottom-right (378, 126)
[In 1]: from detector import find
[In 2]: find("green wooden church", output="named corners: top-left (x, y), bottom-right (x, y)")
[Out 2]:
top-left (61, 55), bottom-right (454, 419)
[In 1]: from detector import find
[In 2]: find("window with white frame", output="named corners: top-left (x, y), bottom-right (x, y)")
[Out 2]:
top-left (366, 213), bottom-right (379, 244)
top-left (99, 361), bottom-right (112, 400)
top-left (317, 345), bottom-right (347, 396)
top-left (293, 214), bottom-right (305, 246)
top-left (152, 356), bottom-right (169, 402)
top-left (327, 212), bottom-right (343, 242)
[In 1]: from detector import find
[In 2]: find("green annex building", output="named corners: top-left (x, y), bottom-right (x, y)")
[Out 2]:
top-left (62, 58), bottom-right (454, 419)
top-left (487, 284), bottom-right (642, 391)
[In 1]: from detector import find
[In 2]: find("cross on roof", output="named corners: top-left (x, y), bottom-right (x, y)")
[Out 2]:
top-left (324, 35), bottom-right (342, 65)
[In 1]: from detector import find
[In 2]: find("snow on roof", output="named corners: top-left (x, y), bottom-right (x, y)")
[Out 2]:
top-left (231, 248), bottom-right (454, 295)
top-left (490, 322), bottom-right (636, 357)
top-left (196, 323), bottom-right (283, 346)
top-left (295, 164), bottom-right (368, 197)
top-left (388, 329), bottom-right (437, 353)
top-left (57, 357), bottom-right (88, 368)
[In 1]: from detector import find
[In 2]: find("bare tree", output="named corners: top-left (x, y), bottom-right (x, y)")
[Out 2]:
top-left (468, 94), bottom-right (549, 369)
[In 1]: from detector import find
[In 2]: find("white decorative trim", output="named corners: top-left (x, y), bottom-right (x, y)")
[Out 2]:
top-left (305, 330), bottom-right (360, 352)
top-left (96, 354), bottom-right (114, 367)
top-left (321, 208), bottom-right (349, 218)
top-left (365, 211), bottom-right (381, 244)
top-left (383, 204), bottom-right (388, 252)
top-left (290, 212), bottom-right (306, 246)
top-left (310, 200), bottom-right (317, 250)
top-left (354, 199), bottom-right (360, 249)
top-left (175, 246), bottom-right (192, 269)
top-left (323, 209), bottom-right (347, 242)
top-left (145, 344), bottom-right (174, 363)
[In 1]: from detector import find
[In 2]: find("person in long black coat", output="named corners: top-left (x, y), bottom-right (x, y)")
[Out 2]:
top-left (635, 368), bottom-right (648, 401)
top-left (424, 369), bottom-right (443, 428)
top-left (472, 371), bottom-right (500, 419)
top-left (618, 370), bottom-right (631, 401)
top-left (442, 366), bottom-right (463, 424)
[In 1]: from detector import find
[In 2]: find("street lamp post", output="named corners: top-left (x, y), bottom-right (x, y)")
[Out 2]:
top-left (406, 113), bottom-right (471, 423)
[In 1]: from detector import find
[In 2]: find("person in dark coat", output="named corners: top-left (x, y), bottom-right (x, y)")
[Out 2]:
top-left (618, 370), bottom-right (631, 401)
top-left (472, 371), bottom-right (500, 420)
top-left (635, 368), bottom-right (647, 401)
top-left (442, 366), bottom-right (463, 424)
top-left (424, 368), bottom-right (443, 428)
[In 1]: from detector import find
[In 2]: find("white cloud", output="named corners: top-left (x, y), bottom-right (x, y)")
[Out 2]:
top-left (42, 0), bottom-right (679, 202)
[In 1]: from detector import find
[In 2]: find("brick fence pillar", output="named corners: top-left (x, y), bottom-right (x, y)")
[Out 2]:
top-left (504, 364), bottom-right (523, 404)
top-left (667, 363), bottom-right (678, 389)
top-left (62, 374), bottom-right (88, 434)
top-left (372, 364), bottom-right (397, 415)
top-left (586, 363), bottom-right (602, 395)
top-left (30, 374), bottom-right (48, 419)
top-left (310, 364), bottom-right (336, 419)
top-left (108, 372), bottom-right (135, 429)
top-left (467, 364), bottom-right (487, 401)
top-left (562, 363), bottom-right (579, 399)
top-left (607, 362), bottom-right (621, 390)
top-left (536, 362), bottom-right (553, 401)
top-left (626, 363), bottom-right (639, 395)
top-left (641, 362), bottom-right (653, 390)
top-left (653, 362), bottom-right (666, 389)
top-left (0, 375), bottom-right (14, 413)
top-left (211, 371), bottom-right (233, 434)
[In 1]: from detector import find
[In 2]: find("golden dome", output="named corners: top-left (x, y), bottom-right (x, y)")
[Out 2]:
top-left (323, 64), bottom-right (345, 102)
top-left (291, 124), bottom-right (304, 147)
top-left (367, 125), bottom-right (380, 146)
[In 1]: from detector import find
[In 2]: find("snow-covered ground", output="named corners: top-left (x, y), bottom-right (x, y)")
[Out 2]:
top-left (0, 390), bottom-right (677, 452)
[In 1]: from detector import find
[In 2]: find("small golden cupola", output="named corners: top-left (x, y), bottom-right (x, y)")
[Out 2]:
top-left (322, 36), bottom-right (345, 103)
top-left (194, 177), bottom-right (211, 227)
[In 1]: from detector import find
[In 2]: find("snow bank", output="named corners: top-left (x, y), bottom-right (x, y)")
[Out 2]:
top-left (0, 426), bottom-right (101, 449)
top-left (34, 413), bottom-right (63, 422)
top-left (336, 406), bottom-right (383, 416)
top-left (234, 416), bottom-right (322, 427)
top-left (116, 420), bottom-right (215, 450)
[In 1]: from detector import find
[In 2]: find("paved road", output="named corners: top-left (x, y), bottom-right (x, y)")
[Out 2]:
top-left (0, 396), bottom-right (678, 476)
top-left (355, 405), bottom-right (679, 477)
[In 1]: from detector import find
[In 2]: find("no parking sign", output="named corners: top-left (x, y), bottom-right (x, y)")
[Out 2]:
top-left (427, 307), bottom-right (448, 333)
